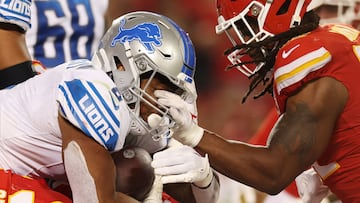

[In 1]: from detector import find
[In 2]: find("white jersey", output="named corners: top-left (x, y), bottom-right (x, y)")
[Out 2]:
top-left (0, 59), bottom-right (130, 180)
top-left (26, 0), bottom-right (108, 67)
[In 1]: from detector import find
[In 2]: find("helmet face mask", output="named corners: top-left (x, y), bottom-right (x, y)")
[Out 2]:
top-left (216, 0), bottom-right (311, 77)
top-left (216, 1), bottom-right (272, 77)
top-left (92, 11), bottom-right (196, 140)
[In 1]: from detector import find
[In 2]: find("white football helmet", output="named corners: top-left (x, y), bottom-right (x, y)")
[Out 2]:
top-left (307, 0), bottom-right (360, 25)
top-left (92, 11), bottom-right (196, 141)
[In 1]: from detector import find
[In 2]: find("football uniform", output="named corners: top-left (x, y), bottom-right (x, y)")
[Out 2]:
top-left (26, 0), bottom-right (108, 67)
top-left (0, 169), bottom-right (71, 203)
top-left (273, 24), bottom-right (360, 201)
top-left (0, 0), bottom-right (31, 31)
top-left (0, 59), bottom-right (130, 180)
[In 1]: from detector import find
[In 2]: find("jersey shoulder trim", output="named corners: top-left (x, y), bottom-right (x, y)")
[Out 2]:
top-left (58, 78), bottom-right (121, 151)
top-left (274, 47), bottom-right (331, 94)
top-left (0, 0), bottom-right (31, 31)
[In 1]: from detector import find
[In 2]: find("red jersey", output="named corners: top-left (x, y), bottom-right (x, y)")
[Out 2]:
top-left (0, 169), bottom-right (71, 203)
top-left (273, 24), bottom-right (360, 201)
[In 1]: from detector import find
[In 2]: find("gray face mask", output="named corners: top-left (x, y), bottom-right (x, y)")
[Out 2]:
top-left (125, 116), bottom-right (172, 154)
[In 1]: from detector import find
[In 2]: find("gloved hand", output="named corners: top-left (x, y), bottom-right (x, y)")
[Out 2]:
top-left (151, 143), bottom-right (213, 188)
top-left (182, 81), bottom-right (198, 124)
top-left (155, 89), bottom-right (203, 147)
top-left (143, 175), bottom-right (163, 203)
top-left (295, 168), bottom-right (330, 203)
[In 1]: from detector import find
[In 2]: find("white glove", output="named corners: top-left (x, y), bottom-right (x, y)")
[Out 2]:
top-left (155, 90), bottom-right (204, 147)
top-left (295, 168), bottom-right (330, 203)
top-left (183, 81), bottom-right (198, 124)
top-left (151, 143), bottom-right (213, 188)
top-left (143, 175), bottom-right (163, 203)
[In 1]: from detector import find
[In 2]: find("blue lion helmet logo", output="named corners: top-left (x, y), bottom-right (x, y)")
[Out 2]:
top-left (111, 19), bottom-right (162, 53)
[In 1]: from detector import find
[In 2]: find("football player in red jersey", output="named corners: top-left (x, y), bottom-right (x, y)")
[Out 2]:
top-left (153, 0), bottom-right (360, 201)
top-left (0, 169), bottom-right (72, 203)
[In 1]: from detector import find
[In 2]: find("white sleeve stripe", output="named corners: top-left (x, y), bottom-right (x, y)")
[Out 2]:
top-left (83, 81), bottom-right (120, 127)
top-left (275, 47), bottom-right (331, 94)
top-left (0, 10), bottom-right (30, 27)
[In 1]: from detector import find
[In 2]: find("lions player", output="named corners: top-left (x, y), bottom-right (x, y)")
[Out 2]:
top-left (0, 0), bottom-right (108, 89)
top-left (26, 0), bottom-right (108, 68)
top-left (0, 11), bottom-right (218, 203)
top-left (93, 11), bottom-right (219, 203)
top-left (0, 0), bottom-right (36, 89)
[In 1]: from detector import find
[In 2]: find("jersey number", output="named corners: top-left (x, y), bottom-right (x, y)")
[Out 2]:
top-left (33, 0), bottom-right (95, 67)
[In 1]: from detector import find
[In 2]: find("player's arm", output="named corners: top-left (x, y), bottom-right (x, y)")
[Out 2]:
top-left (198, 77), bottom-right (346, 193)
top-left (0, 0), bottom-right (36, 89)
top-left (159, 76), bottom-right (347, 194)
top-left (0, 23), bottom-right (35, 89)
top-left (58, 116), bottom-right (140, 203)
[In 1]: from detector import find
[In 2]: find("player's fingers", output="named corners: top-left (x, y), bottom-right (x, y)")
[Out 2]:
top-left (152, 156), bottom-right (185, 168)
top-left (161, 174), bottom-right (195, 184)
top-left (153, 163), bottom-right (189, 176)
top-left (154, 90), bottom-right (180, 100)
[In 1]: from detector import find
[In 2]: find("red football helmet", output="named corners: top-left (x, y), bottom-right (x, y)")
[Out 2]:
top-left (215, 0), bottom-right (312, 77)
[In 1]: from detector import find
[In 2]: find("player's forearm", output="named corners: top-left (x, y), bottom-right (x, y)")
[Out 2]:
top-left (191, 170), bottom-right (220, 203)
top-left (196, 130), bottom-right (290, 194)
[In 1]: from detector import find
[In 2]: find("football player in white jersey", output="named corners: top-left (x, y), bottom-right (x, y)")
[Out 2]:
top-left (0, 0), bottom-right (36, 89)
top-left (92, 11), bottom-right (219, 203)
top-left (26, 0), bottom-right (108, 68)
top-left (0, 11), bottom-right (219, 203)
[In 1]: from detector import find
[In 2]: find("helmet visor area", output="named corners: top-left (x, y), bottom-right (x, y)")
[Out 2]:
top-left (126, 70), bottom-right (186, 140)
top-left (217, 7), bottom-right (270, 77)
top-left (224, 16), bottom-right (269, 76)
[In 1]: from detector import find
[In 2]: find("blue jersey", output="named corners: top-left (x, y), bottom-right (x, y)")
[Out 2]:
top-left (26, 0), bottom-right (108, 67)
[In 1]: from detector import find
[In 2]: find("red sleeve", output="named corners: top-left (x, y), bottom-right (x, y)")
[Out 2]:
top-left (248, 107), bottom-right (278, 146)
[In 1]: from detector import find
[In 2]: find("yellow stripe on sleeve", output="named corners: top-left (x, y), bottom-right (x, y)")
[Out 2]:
top-left (274, 47), bottom-right (331, 94)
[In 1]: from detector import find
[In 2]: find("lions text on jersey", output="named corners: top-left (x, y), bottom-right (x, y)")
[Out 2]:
top-left (0, 0), bottom-right (31, 31)
top-left (0, 59), bottom-right (130, 180)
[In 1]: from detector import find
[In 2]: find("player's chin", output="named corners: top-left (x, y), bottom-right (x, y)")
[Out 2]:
top-left (112, 145), bottom-right (155, 201)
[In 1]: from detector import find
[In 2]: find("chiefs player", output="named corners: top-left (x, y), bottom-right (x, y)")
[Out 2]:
top-left (156, 0), bottom-right (360, 202)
